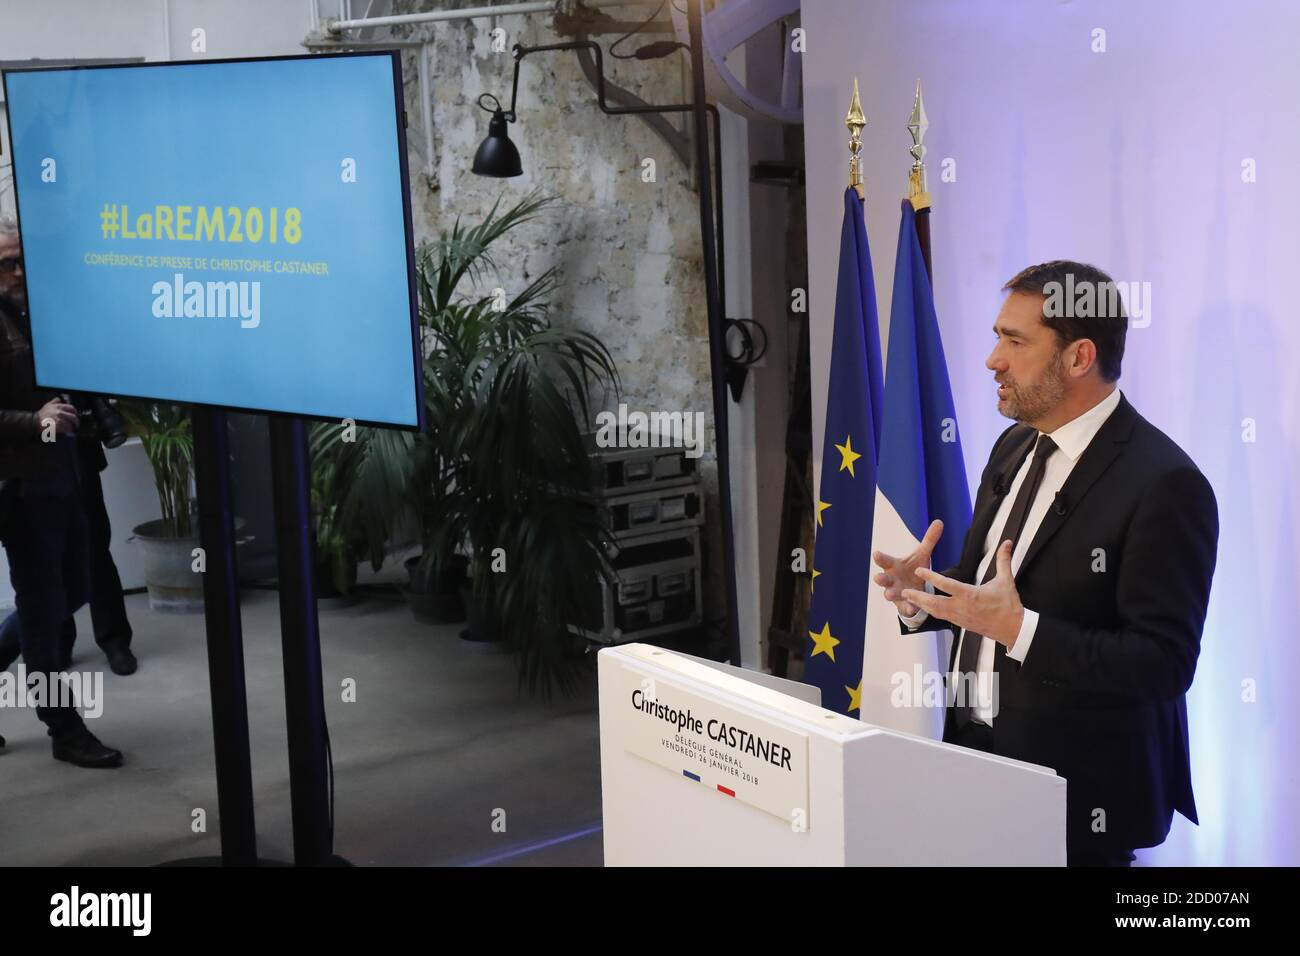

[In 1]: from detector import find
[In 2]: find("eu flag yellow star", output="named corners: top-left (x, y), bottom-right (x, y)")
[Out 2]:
top-left (808, 621), bottom-right (840, 662)
top-left (815, 498), bottom-right (832, 527)
top-left (834, 435), bottom-right (862, 477)
top-left (810, 567), bottom-right (821, 593)
top-left (845, 680), bottom-right (862, 714)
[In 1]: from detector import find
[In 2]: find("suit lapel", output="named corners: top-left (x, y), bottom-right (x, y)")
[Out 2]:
top-left (1016, 394), bottom-right (1139, 578)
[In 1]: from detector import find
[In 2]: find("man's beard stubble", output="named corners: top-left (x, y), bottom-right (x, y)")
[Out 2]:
top-left (998, 349), bottom-right (1067, 424)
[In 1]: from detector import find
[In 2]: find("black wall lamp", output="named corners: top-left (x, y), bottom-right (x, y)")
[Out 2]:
top-left (470, 14), bottom-right (751, 665)
top-left (471, 92), bottom-right (522, 178)
top-left (472, 39), bottom-right (711, 177)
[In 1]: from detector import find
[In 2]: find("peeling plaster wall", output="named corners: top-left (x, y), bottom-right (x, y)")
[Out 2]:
top-left (388, 1), bottom-right (726, 630)
top-left (397, 5), bottom-right (712, 428)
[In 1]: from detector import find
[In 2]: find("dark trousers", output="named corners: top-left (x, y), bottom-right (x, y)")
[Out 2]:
top-left (947, 715), bottom-right (1135, 868)
top-left (0, 464), bottom-right (130, 669)
top-left (0, 489), bottom-right (89, 737)
top-left (76, 463), bottom-right (132, 651)
top-left (0, 613), bottom-right (74, 668)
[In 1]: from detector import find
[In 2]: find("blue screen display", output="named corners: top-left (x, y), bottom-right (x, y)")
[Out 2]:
top-left (2, 53), bottom-right (421, 428)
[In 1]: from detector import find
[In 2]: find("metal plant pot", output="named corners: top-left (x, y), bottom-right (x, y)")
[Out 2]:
top-left (130, 518), bottom-right (203, 613)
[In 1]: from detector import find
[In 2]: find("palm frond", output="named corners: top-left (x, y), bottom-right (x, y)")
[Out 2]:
top-left (325, 189), bottom-right (620, 694)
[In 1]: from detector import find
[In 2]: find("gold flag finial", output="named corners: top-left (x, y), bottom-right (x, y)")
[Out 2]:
top-left (846, 77), bottom-right (866, 201)
top-left (907, 78), bottom-right (932, 210)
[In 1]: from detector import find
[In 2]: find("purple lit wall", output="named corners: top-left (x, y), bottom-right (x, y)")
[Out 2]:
top-left (802, 0), bottom-right (1299, 865)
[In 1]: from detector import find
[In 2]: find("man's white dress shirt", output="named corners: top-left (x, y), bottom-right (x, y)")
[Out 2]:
top-left (900, 387), bottom-right (1123, 725)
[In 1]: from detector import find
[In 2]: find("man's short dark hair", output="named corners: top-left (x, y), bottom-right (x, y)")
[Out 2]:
top-left (1002, 260), bottom-right (1127, 382)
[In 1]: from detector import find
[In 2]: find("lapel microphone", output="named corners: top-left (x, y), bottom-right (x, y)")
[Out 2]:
top-left (1053, 491), bottom-right (1069, 516)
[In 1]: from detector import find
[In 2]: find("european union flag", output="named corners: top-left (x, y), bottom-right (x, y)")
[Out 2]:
top-left (858, 199), bottom-right (971, 736)
top-left (806, 188), bottom-right (885, 714)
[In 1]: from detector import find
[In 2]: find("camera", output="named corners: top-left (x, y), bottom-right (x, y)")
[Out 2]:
top-left (76, 396), bottom-right (128, 449)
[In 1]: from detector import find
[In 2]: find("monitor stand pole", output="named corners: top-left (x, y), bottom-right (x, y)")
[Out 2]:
top-left (177, 406), bottom-right (259, 866)
top-left (268, 415), bottom-right (336, 866)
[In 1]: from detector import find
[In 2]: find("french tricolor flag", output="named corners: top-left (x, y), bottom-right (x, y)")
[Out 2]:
top-left (859, 201), bottom-right (972, 738)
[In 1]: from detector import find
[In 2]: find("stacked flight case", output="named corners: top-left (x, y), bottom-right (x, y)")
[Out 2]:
top-left (573, 436), bottom-right (705, 645)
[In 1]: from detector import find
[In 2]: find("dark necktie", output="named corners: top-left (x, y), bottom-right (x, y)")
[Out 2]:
top-left (951, 433), bottom-right (1057, 730)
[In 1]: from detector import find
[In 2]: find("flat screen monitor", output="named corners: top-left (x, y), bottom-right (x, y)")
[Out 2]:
top-left (2, 52), bottom-right (423, 429)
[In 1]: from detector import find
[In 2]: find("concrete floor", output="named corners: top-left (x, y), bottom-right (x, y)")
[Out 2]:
top-left (0, 579), bottom-right (606, 867)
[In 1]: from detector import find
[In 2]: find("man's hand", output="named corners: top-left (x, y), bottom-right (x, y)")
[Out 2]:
top-left (903, 539), bottom-right (1025, 646)
top-left (36, 399), bottom-right (78, 437)
top-left (873, 519), bottom-right (944, 618)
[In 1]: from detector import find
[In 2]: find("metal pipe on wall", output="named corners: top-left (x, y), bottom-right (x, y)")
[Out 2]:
top-left (328, 0), bottom-right (660, 34)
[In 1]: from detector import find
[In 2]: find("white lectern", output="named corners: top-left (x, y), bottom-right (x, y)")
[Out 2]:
top-left (599, 644), bottom-right (1066, 866)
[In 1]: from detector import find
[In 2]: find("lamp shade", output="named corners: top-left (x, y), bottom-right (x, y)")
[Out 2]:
top-left (471, 110), bottom-right (522, 178)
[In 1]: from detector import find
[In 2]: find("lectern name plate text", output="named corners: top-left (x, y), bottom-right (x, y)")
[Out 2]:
top-left (616, 666), bottom-right (811, 827)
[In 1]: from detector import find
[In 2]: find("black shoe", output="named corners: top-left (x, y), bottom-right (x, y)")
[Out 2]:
top-left (52, 727), bottom-right (123, 768)
top-left (104, 645), bottom-right (137, 676)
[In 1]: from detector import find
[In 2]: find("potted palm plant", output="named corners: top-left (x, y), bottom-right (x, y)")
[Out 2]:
top-left (119, 401), bottom-right (203, 612)
top-left (311, 192), bottom-right (620, 694)
top-left (420, 193), bottom-right (620, 694)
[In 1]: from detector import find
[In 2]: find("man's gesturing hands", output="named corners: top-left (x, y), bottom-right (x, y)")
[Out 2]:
top-left (909, 539), bottom-right (1026, 648)
top-left (874, 522), bottom-right (1027, 647)
top-left (872, 519), bottom-right (944, 618)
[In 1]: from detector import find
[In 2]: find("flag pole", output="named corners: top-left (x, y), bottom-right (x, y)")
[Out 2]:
top-left (907, 78), bottom-right (933, 285)
top-left (847, 77), bottom-right (867, 202)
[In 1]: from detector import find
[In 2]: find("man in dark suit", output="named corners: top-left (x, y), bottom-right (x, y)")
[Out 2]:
top-left (0, 214), bottom-right (123, 766)
top-left (872, 260), bottom-right (1218, 866)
